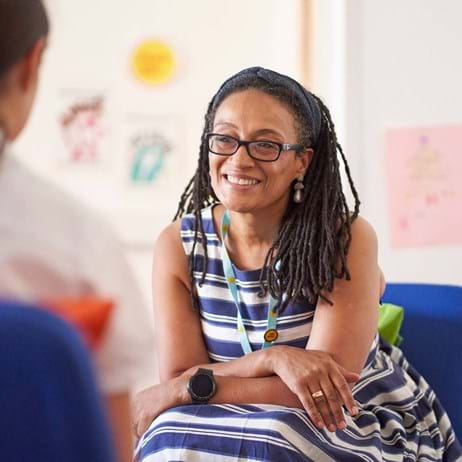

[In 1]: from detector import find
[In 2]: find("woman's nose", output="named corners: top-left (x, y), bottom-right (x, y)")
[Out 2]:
top-left (229, 144), bottom-right (255, 167)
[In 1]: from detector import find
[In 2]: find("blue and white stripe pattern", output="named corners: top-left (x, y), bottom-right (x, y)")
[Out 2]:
top-left (138, 207), bottom-right (462, 461)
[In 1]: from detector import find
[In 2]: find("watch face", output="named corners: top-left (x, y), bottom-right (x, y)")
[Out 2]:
top-left (191, 373), bottom-right (214, 398)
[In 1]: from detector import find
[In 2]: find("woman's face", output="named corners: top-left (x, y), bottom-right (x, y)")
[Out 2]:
top-left (209, 88), bottom-right (312, 214)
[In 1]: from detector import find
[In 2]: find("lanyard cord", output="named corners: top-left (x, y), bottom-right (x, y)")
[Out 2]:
top-left (220, 209), bottom-right (280, 354)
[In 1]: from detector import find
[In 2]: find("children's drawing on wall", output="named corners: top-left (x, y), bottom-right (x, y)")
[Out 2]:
top-left (114, 114), bottom-right (186, 244)
top-left (129, 131), bottom-right (171, 184)
top-left (385, 125), bottom-right (462, 248)
top-left (406, 136), bottom-right (452, 204)
top-left (122, 114), bottom-right (182, 191)
top-left (58, 92), bottom-right (107, 164)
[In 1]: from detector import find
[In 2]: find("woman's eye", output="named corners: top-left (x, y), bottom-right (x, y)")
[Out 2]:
top-left (255, 141), bottom-right (277, 149)
top-left (216, 136), bottom-right (234, 144)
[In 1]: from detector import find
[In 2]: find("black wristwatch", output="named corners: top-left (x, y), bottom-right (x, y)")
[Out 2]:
top-left (187, 368), bottom-right (217, 404)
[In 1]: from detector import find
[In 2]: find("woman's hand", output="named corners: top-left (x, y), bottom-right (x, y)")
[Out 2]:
top-left (267, 346), bottom-right (360, 431)
top-left (132, 375), bottom-right (190, 439)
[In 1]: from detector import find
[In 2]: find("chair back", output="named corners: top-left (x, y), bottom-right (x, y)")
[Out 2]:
top-left (382, 283), bottom-right (462, 439)
top-left (0, 300), bottom-right (116, 462)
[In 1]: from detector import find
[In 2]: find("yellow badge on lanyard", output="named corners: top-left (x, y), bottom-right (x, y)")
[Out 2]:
top-left (132, 39), bottom-right (176, 85)
top-left (263, 329), bottom-right (279, 343)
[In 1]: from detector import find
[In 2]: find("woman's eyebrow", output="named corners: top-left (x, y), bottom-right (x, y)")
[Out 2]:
top-left (213, 122), bottom-right (284, 138)
top-left (251, 128), bottom-right (284, 138)
top-left (213, 121), bottom-right (238, 129)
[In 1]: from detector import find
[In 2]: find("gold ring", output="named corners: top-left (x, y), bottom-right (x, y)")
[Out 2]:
top-left (311, 390), bottom-right (324, 400)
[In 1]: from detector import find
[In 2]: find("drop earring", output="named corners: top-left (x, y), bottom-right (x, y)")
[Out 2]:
top-left (293, 174), bottom-right (304, 204)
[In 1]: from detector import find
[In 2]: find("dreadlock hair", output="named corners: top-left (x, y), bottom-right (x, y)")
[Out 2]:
top-left (174, 67), bottom-right (360, 312)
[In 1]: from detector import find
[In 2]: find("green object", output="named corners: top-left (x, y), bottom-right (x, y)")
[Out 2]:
top-left (378, 303), bottom-right (404, 346)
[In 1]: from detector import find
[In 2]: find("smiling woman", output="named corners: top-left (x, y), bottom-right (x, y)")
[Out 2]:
top-left (208, 89), bottom-right (311, 218)
top-left (133, 67), bottom-right (462, 461)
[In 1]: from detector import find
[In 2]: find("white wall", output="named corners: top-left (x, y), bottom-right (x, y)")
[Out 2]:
top-left (310, 0), bottom-right (346, 145)
top-left (15, 0), bottom-right (303, 309)
top-left (344, 0), bottom-right (462, 285)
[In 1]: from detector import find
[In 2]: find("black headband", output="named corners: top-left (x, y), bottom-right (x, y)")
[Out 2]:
top-left (0, 0), bottom-right (49, 76)
top-left (212, 67), bottom-right (322, 146)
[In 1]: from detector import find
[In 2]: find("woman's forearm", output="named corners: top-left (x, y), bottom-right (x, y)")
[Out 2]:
top-left (132, 370), bottom-right (304, 438)
top-left (211, 375), bottom-right (302, 408)
top-left (176, 372), bottom-right (303, 409)
top-left (180, 346), bottom-right (282, 380)
top-left (166, 347), bottom-right (305, 411)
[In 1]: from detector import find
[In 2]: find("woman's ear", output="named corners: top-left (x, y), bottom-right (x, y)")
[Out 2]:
top-left (2, 37), bottom-right (48, 141)
top-left (19, 37), bottom-right (47, 92)
top-left (297, 147), bottom-right (314, 176)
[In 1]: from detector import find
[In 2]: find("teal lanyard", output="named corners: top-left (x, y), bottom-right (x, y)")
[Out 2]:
top-left (221, 209), bottom-right (280, 354)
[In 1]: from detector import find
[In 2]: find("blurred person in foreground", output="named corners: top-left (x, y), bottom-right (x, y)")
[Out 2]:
top-left (0, 1), bottom-right (153, 461)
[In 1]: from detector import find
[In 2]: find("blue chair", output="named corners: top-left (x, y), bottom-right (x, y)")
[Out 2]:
top-left (382, 283), bottom-right (462, 440)
top-left (0, 300), bottom-right (116, 462)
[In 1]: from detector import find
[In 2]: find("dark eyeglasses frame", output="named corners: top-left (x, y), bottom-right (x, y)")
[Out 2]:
top-left (206, 133), bottom-right (308, 162)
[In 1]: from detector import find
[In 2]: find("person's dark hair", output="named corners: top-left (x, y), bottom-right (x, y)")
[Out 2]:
top-left (0, 73), bottom-right (9, 97)
top-left (0, 0), bottom-right (49, 80)
top-left (175, 67), bottom-right (360, 311)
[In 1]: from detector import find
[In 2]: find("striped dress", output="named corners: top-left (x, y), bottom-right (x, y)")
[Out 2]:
top-left (137, 206), bottom-right (462, 462)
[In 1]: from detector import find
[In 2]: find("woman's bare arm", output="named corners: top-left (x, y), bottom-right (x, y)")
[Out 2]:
top-left (153, 220), bottom-right (282, 382)
top-left (307, 216), bottom-right (381, 374)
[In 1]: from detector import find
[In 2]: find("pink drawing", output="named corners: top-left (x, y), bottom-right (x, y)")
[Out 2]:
top-left (59, 97), bottom-right (104, 162)
top-left (385, 125), bottom-right (462, 248)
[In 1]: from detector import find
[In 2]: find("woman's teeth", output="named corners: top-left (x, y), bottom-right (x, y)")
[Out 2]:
top-left (227, 175), bottom-right (259, 186)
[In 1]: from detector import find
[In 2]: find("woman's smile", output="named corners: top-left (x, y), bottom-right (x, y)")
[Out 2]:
top-left (223, 173), bottom-right (261, 188)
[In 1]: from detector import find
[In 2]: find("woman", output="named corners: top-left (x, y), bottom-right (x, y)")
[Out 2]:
top-left (134, 67), bottom-right (461, 461)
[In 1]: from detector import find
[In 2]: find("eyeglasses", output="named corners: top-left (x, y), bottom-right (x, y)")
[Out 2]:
top-left (206, 133), bottom-right (306, 162)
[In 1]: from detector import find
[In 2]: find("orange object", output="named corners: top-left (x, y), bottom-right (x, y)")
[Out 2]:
top-left (40, 297), bottom-right (114, 350)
